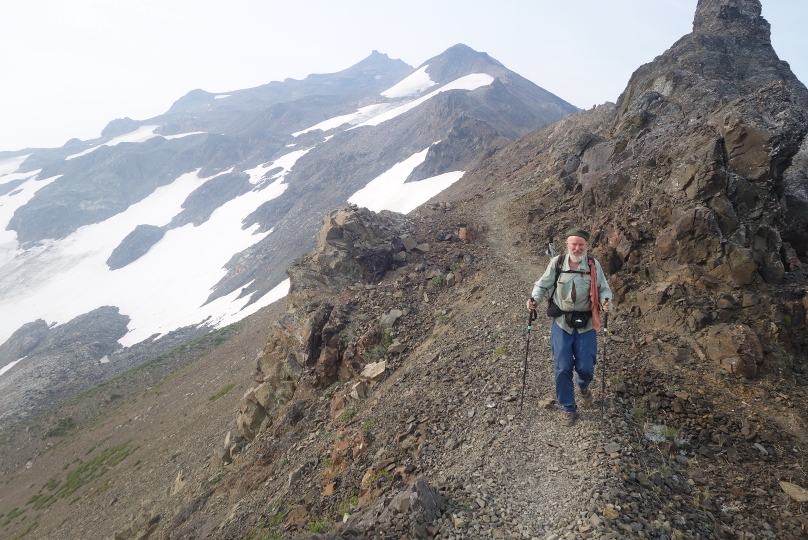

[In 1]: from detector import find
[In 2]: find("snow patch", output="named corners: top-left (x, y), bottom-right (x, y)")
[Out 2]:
top-left (381, 66), bottom-right (436, 98)
top-left (0, 164), bottom-right (295, 348)
top-left (348, 144), bottom-right (464, 214)
top-left (0, 357), bottom-right (24, 377)
top-left (0, 173), bottom-right (59, 267)
top-left (214, 95), bottom-right (231, 99)
top-left (354, 73), bottom-right (495, 129)
top-left (244, 148), bottom-right (312, 186)
top-left (291, 104), bottom-right (387, 137)
top-left (65, 125), bottom-right (161, 160)
top-left (0, 154), bottom-right (31, 176)
top-left (163, 132), bottom-right (205, 140)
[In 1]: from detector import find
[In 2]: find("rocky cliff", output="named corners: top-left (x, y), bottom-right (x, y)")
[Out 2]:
top-left (456, 0), bottom-right (808, 380)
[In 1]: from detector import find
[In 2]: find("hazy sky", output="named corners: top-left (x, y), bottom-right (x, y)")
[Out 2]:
top-left (1, 0), bottom-right (805, 152)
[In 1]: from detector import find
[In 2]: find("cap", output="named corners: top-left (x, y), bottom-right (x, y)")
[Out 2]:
top-left (566, 228), bottom-right (590, 241)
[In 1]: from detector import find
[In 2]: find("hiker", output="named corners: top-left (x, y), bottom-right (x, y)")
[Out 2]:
top-left (525, 228), bottom-right (612, 426)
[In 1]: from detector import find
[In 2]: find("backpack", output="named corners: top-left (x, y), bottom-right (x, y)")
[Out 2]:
top-left (546, 255), bottom-right (595, 328)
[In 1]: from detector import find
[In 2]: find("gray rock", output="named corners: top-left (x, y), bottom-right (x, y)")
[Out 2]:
top-left (379, 309), bottom-right (404, 329)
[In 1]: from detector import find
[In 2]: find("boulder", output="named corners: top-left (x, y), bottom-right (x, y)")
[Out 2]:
top-left (360, 361), bottom-right (387, 382)
top-left (400, 236), bottom-right (417, 252)
top-left (377, 477), bottom-right (446, 539)
top-left (387, 340), bottom-right (406, 354)
top-left (236, 390), bottom-right (267, 440)
top-left (379, 309), bottom-right (403, 330)
top-left (636, 283), bottom-right (671, 314)
top-left (760, 251), bottom-right (784, 284)
top-left (700, 323), bottom-right (764, 378)
top-left (350, 381), bottom-right (368, 400)
top-left (655, 207), bottom-right (721, 264)
top-left (711, 247), bottom-right (757, 286)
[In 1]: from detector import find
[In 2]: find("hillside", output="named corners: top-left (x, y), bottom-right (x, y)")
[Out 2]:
top-left (2, 0), bottom-right (808, 539)
top-left (0, 44), bottom-right (576, 432)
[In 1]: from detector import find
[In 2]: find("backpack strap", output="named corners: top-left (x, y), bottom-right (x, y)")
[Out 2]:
top-left (548, 255), bottom-right (565, 302)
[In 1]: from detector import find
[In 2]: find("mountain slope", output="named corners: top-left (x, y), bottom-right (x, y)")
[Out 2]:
top-left (2, 2), bottom-right (808, 538)
top-left (0, 44), bottom-right (576, 430)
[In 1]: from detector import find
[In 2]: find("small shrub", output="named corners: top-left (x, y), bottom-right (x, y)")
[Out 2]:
top-left (449, 262), bottom-right (460, 272)
top-left (10, 521), bottom-right (38, 540)
top-left (430, 274), bottom-right (445, 287)
top-left (361, 418), bottom-right (377, 431)
top-left (337, 493), bottom-right (359, 515)
top-left (366, 469), bottom-right (393, 486)
top-left (660, 425), bottom-right (679, 438)
top-left (44, 418), bottom-right (77, 438)
top-left (325, 381), bottom-right (343, 398)
top-left (209, 383), bottom-right (235, 402)
top-left (308, 519), bottom-right (331, 533)
top-left (339, 408), bottom-right (355, 424)
top-left (494, 344), bottom-right (509, 358)
top-left (364, 346), bottom-right (386, 362)
top-left (633, 401), bottom-right (648, 422)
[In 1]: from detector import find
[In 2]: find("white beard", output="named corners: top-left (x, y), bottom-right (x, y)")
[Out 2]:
top-left (568, 250), bottom-right (587, 264)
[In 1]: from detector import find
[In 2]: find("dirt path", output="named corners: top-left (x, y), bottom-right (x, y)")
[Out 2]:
top-left (422, 185), bottom-right (616, 539)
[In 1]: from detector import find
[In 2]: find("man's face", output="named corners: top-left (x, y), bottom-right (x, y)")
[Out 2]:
top-left (566, 236), bottom-right (587, 256)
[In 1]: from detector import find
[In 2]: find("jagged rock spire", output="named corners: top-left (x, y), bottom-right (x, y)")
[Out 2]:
top-left (693, 0), bottom-right (771, 42)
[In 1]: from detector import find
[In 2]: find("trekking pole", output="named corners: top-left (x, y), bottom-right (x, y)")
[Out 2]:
top-left (600, 305), bottom-right (609, 431)
top-left (520, 308), bottom-right (538, 413)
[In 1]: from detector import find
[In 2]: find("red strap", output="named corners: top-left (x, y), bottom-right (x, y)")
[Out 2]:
top-left (588, 259), bottom-right (601, 331)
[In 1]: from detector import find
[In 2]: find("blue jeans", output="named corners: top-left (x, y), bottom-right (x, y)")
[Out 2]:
top-left (551, 322), bottom-right (596, 413)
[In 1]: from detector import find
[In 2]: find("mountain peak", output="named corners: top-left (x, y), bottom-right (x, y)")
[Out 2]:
top-left (693, 0), bottom-right (770, 42)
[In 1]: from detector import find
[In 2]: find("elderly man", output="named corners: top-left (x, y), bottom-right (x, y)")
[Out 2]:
top-left (526, 228), bottom-right (612, 426)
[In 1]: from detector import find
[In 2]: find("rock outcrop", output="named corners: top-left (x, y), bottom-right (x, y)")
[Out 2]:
top-left (460, 0), bottom-right (808, 378)
top-left (235, 206), bottom-right (411, 439)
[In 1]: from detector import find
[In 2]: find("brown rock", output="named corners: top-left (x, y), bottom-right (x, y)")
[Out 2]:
top-left (782, 242), bottom-right (802, 272)
top-left (700, 323), bottom-right (764, 378)
top-left (637, 283), bottom-right (671, 313)
top-left (237, 390), bottom-right (267, 440)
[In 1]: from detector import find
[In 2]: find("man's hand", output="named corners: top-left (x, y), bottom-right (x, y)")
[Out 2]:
top-left (526, 298), bottom-right (538, 312)
top-left (601, 299), bottom-right (611, 313)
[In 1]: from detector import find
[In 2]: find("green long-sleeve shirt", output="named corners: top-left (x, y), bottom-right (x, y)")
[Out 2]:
top-left (530, 255), bottom-right (613, 334)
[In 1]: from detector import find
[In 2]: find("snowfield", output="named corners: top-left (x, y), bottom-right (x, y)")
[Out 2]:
top-left (0, 154), bottom-right (31, 176)
top-left (0, 172), bottom-right (56, 267)
top-left (348, 144), bottom-right (464, 214)
top-left (293, 72), bottom-right (494, 138)
top-left (0, 70), bottom-right (489, 366)
top-left (0, 149), bottom-right (310, 351)
top-left (65, 125), bottom-right (162, 160)
top-left (354, 73), bottom-right (495, 128)
top-left (380, 65), bottom-right (436, 98)
top-left (291, 104), bottom-right (387, 137)
top-left (244, 147), bottom-right (312, 185)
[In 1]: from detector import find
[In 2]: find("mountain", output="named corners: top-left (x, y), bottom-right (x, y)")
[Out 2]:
top-left (0, 45), bottom-right (577, 429)
top-left (2, 1), bottom-right (808, 539)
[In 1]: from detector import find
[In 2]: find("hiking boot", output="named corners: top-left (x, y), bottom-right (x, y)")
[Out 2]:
top-left (579, 387), bottom-right (593, 407)
top-left (561, 411), bottom-right (577, 427)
